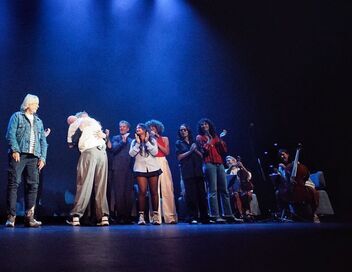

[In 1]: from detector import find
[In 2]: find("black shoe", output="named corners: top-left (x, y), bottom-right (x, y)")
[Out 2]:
top-left (24, 217), bottom-right (42, 228)
top-left (200, 218), bottom-right (215, 224)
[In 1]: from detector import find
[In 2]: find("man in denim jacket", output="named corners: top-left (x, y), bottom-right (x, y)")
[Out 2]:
top-left (5, 94), bottom-right (48, 227)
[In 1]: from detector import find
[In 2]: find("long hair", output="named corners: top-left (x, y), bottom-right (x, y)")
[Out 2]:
top-left (177, 123), bottom-right (193, 143)
top-left (20, 94), bottom-right (39, 111)
top-left (145, 119), bottom-right (165, 135)
top-left (135, 123), bottom-right (155, 157)
top-left (197, 118), bottom-right (217, 137)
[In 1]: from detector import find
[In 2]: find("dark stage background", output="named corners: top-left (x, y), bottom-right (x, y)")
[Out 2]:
top-left (0, 1), bottom-right (349, 220)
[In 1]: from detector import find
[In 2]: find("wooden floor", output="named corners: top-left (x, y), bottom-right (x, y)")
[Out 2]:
top-left (0, 221), bottom-right (350, 272)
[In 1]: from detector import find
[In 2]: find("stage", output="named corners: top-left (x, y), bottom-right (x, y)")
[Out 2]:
top-left (1, 222), bottom-right (350, 272)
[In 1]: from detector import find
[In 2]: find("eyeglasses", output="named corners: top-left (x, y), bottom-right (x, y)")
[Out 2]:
top-left (179, 128), bottom-right (187, 132)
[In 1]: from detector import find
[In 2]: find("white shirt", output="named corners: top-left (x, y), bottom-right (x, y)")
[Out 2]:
top-left (129, 138), bottom-right (160, 172)
top-left (67, 119), bottom-right (81, 144)
top-left (25, 113), bottom-right (36, 154)
top-left (77, 117), bottom-right (106, 153)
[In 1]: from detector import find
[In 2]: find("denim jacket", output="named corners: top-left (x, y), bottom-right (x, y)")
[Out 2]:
top-left (6, 111), bottom-right (48, 163)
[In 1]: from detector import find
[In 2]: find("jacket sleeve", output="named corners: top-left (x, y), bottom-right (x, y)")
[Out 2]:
top-left (38, 120), bottom-right (48, 163)
top-left (129, 140), bottom-right (140, 157)
top-left (111, 136), bottom-right (125, 154)
top-left (6, 113), bottom-right (20, 153)
top-left (146, 139), bottom-right (158, 156)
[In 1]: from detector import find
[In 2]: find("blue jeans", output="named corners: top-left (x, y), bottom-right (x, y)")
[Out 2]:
top-left (7, 153), bottom-right (40, 216)
top-left (204, 163), bottom-right (233, 218)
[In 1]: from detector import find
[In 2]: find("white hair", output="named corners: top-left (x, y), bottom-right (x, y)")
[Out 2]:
top-left (20, 94), bottom-right (39, 111)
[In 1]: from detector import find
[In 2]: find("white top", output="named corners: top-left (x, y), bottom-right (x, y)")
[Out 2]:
top-left (67, 119), bottom-right (81, 143)
top-left (75, 117), bottom-right (106, 153)
top-left (25, 113), bottom-right (35, 154)
top-left (129, 138), bottom-right (160, 172)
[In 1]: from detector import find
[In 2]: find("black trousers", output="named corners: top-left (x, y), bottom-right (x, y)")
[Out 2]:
top-left (183, 177), bottom-right (209, 221)
top-left (7, 153), bottom-right (39, 216)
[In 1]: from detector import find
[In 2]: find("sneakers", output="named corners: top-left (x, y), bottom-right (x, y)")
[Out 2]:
top-left (215, 217), bottom-right (227, 224)
top-left (152, 212), bottom-right (161, 225)
top-left (190, 219), bottom-right (198, 225)
top-left (5, 215), bottom-right (16, 227)
top-left (313, 214), bottom-right (321, 224)
top-left (97, 216), bottom-right (109, 226)
top-left (138, 212), bottom-right (146, 225)
top-left (66, 216), bottom-right (80, 226)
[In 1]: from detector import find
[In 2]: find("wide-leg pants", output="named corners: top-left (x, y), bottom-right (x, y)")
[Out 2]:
top-left (71, 147), bottom-right (109, 221)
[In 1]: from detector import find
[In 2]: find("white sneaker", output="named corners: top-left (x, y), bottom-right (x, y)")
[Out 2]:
top-left (97, 216), bottom-right (109, 226)
top-left (5, 215), bottom-right (16, 227)
top-left (66, 216), bottom-right (80, 226)
top-left (313, 214), bottom-right (320, 224)
top-left (152, 212), bottom-right (161, 225)
top-left (138, 212), bottom-right (146, 225)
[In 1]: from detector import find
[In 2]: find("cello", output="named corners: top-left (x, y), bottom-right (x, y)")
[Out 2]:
top-left (283, 144), bottom-right (318, 220)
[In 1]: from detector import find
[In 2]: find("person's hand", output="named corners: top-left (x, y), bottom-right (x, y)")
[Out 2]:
top-left (105, 129), bottom-right (110, 137)
top-left (150, 130), bottom-right (156, 137)
top-left (278, 163), bottom-right (286, 169)
top-left (135, 133), bottom-right (140, 144)
top-left (220, 129), bottom-right (227, 138)
top-left (38, 160), bottom-right (45, 171)
top-left (44, 128), bottom-right (51, 137)
top-left (145, 131), bottom-right (150, 143)
top-left (190, 143), bottom-right (197, 152)
top-left (236, 161), bottom-right (244, 168)
top-left (12, 152), bottom-right (20, 162)
top-left (95, 130), bottom-right (106, 139)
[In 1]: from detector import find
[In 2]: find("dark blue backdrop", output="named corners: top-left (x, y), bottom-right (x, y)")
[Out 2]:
top-left (0, 1), bottom-right (349, 220)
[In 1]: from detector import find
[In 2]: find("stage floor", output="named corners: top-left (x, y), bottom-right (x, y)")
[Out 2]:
top-left (1, 222), bottom-right (350, 272)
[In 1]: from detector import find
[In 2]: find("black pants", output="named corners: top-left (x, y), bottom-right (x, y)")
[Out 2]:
top-left (7, 154), bottom-right (39, 216)
top-left (183, 177), bottom-right (209, 221)
top-left (112, 169), bottom-right (134, 221)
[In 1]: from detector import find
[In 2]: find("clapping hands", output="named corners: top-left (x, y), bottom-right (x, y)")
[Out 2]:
top-left (220, 129), bottom-right (227, 138)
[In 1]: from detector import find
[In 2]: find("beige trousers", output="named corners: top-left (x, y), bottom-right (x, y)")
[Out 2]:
top-left (149, 157), bottom-right (177, 223)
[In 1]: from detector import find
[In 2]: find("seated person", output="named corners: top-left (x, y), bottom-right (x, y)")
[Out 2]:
top-left (276, 148), bottom-right (320, 223)
top-left (225, 156), bottom-right (254, 220)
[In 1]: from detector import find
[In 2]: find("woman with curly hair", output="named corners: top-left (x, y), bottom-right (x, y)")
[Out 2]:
top-left (196, 118), bottom-right (236, 223)
top-left (146, 119), bottom-right (177, 224)
top-left (129, 123), bottom-right (162, 225)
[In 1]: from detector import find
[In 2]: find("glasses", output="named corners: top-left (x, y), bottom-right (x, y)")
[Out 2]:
top-left (179, 128), bottom-right (187, 132)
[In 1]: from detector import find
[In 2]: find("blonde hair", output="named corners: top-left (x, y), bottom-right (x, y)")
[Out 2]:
top-left (20, 94), bottom-right (39, 111)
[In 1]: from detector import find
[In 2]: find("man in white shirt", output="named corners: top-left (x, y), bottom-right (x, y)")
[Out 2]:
top-left (66, 113), bottom-right (109, 226)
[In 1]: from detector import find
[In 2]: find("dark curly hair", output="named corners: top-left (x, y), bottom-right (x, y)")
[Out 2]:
top-left (145, 119), bottom-right (165, 135)
top-left (197, 118), bottom-right (217, 137)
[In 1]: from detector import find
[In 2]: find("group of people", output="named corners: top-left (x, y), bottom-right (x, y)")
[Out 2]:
top-left (4, 93), bottom-right (321, 227)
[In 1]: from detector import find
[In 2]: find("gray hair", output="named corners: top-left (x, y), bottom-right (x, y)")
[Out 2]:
top-left (119, 120), bottom-right (131, 128)
top-left (20, 94), bottom-right (39, 111)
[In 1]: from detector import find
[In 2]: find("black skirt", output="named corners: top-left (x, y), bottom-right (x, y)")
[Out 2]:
top-left (134, 169), bottom-right (162, 178)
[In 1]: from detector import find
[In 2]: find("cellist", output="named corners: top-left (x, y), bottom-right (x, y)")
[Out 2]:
top-left (276, 148), bottom-right (320, 223)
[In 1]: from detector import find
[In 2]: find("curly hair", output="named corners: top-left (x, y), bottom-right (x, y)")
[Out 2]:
top-left (145, 119), bottom-right (165, 135)
top-left (177, 123), bottom-right (193, 142)
top-left (197, 118), bottom-right (217, 137)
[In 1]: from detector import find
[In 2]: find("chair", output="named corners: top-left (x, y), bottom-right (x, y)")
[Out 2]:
top-left (309, 171), bottom-right (334, 215)
top-left (250, 193), bottom-right (261, 216)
